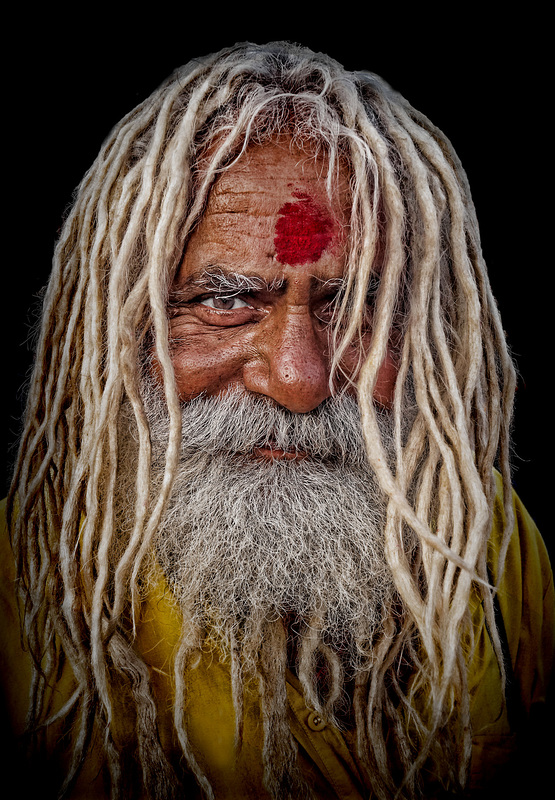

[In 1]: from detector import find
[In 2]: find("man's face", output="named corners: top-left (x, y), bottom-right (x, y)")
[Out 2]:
top-left (141, 141), bottom-right (400, 649)
top-left (169, 139), bottom-right (397, 446)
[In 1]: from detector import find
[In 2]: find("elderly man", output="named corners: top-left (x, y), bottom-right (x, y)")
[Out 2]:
top-left (1, 41), bottom-right (552, 799)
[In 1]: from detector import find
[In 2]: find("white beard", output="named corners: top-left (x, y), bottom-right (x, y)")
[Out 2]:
top-left (141, 387), bottom-right (397, 667)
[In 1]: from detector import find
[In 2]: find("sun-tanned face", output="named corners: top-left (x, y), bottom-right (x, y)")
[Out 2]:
top-left (169, 140), bottom-right (397, 455)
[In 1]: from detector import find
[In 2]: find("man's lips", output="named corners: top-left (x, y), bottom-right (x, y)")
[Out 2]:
top-left (251, 444), bottom-right (308, 461)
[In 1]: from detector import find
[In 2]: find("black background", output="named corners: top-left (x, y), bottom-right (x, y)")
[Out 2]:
top-left (2, 15), bottom-right (549, 550)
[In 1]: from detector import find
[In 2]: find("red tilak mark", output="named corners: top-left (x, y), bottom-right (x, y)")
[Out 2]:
top-left (274, 190), bottom-right (335, 265)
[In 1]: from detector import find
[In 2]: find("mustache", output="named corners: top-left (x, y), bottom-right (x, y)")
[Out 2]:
top-left (145, 388), bottom-right (378, 467)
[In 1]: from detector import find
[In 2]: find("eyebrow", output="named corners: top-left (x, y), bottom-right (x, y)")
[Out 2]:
top-left (169, 268), bottom-right (350, 307)
top-left (170, 268), bottom-right (286, 300)
top-left (319, 276), bottom-right (347, 293)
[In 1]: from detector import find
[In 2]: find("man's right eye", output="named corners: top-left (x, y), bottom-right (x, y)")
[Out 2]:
top-left (200, 294), bottom-right (251, 311)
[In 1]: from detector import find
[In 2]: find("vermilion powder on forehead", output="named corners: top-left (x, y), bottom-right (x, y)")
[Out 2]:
top-left (274, 190), bottom-right (336, 265)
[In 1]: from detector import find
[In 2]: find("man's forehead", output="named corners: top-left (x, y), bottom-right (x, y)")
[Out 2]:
top-left (207, 140), bottom-right (350, 212)
top-left (174, 140), bottom-right (353, 287)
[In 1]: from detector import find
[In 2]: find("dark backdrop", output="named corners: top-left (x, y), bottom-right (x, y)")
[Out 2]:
top-left (3, 17), bottom-right (549, 548)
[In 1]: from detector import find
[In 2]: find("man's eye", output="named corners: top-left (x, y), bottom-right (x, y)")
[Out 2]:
top-left (318, 301), bottom-right (339, 322)
top-left (200, 294), bottom-right (250, 311)
top-left (316, 292), bottom-right (344, 324)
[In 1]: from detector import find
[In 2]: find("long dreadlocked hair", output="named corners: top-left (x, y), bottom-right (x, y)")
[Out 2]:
top-left (8, 41), bottom-right (516, 799)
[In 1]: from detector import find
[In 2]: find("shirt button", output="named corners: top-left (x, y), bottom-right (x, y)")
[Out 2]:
top-left (307, 711), bottom-right (327, 731)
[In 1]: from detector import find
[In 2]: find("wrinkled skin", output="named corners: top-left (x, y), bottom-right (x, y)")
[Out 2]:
top-left (169, 140), bottom-right (397, 457)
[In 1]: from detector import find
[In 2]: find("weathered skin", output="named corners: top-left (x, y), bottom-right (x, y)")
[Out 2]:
top-left (169, 140), bottom-right (397, 456)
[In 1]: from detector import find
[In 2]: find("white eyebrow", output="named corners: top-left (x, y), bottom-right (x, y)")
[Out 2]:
top-left (172, 268), bottom-right (286, 298)
top-left (169, 270), bottom-right (351, 310)
top-left (318, 276), bottom-right (347, 292)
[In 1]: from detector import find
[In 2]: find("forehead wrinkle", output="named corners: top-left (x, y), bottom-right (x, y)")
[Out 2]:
top-left (209, 183), bottom-right (273, 213)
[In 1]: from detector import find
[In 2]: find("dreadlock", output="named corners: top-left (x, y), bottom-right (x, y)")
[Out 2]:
top-left (8, 41), bottom-right (516, 799)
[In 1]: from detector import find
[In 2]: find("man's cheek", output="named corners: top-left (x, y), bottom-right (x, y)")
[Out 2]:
top-left (372, 348), bottom-right (398, 408)
top-left (169, 341), bottom-right (244, 401)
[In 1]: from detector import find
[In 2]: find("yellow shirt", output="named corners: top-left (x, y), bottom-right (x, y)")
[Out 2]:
top-left (1, 475), bottom-right (553, 798)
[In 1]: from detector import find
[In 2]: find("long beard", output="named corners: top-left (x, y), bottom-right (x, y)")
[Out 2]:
top-left (143, 387), bottom-right (397, 674)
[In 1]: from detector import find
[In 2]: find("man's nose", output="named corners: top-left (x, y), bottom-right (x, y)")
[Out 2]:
top-left (242, 306), bottom-right (332, 413)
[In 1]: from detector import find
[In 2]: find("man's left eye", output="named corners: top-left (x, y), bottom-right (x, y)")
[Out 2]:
top-left (200, 294), bottom-right (250, 311)
top-left (317, 301), bottom-right (338, 322)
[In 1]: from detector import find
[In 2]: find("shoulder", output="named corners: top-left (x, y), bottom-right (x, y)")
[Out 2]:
top-left (0, 495), bottom-right (22, 642)
top-left (0, 497), bottom-right (38, 786)
top-left (0, 496), bottom-right (19, 617)
top-left (470, 477), bottom-right (554, 792)
top-left (495, 476), bottom-right (553, 783)
top-left (489, 472), bottom-right (554, 707)
top-left (491, 471), bottom-right (552, 592)
top-left (0, 497), bottom-right (33, 739)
